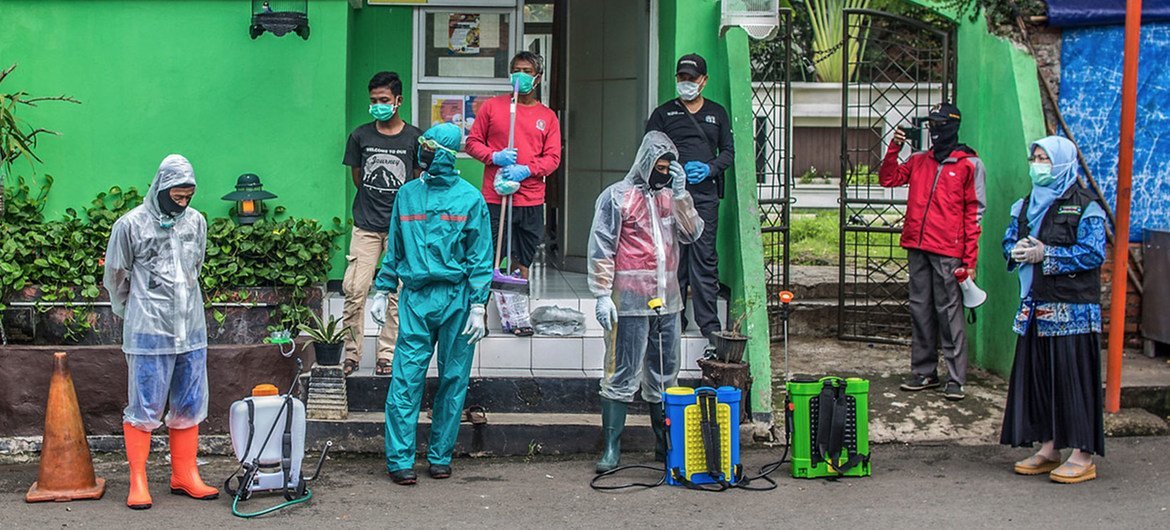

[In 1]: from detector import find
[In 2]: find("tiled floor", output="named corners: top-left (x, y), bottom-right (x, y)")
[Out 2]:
top-left (327, 268), bottom-right (722, 379)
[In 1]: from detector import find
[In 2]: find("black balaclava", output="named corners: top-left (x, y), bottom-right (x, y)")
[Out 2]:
top-left (930, 121), bottom-right (960, 163)
top-left (928, 102), bottom-right (962, 163)
top-left (157, 185), bottom-right (194, 217)
top-left (648, 154), bottom-right (675, 190)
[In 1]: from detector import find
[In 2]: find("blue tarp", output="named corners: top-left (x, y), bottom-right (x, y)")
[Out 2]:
top-left (1059, 23), bottom-right (1170, 242)
top-left (1047, 0), bottom-right (1170, 27)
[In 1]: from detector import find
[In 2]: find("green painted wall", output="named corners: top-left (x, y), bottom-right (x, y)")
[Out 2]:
top-left (955, 13), bottom-right (1047, 376)
top-left (659, 0), bottom-right (774, 419)
top-left (2, 0), bottom-right (354, 277)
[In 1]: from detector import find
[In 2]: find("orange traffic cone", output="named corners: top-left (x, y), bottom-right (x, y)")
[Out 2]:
top-left (25, 351), bottom-right (106, 502)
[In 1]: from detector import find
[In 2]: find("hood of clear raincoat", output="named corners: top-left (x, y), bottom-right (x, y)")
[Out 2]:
top-left (587, 132), bottom-right (703, 316)
top-left (102, 154), bottom-right (208, 355)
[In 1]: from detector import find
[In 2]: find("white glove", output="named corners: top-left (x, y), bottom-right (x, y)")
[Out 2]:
top-left (462, 304), bottom-right (487, 345)
top-left (369, 291), bottom-right (389, 327)
top-left (669, 160), bottom-right (687, 198)
top-left (595, 296), bottom-right (618, 331)
top-left (1010, 236), bottom-right (1045, 264)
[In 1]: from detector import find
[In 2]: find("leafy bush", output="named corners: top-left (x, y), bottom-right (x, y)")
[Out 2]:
top-left (0, 178), bottom-right (344, 340)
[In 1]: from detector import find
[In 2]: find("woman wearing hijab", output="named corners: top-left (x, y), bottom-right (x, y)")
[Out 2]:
top-left (1000, 135), bottom-right (1107, 484)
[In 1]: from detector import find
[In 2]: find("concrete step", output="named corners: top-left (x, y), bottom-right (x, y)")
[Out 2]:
top-left (338, 375), bottom-right (702, 414)
top-left (306, 411), bottom-right (656, 456)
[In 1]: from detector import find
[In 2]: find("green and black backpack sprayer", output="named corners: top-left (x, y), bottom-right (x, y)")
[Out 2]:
top-left (222, 356), bottom-right (333, 518)
top-left (589, 291), bottom-right (871, 493)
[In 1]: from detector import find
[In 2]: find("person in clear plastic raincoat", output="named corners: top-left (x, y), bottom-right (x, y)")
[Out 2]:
top-left (587, 131), bottom-right (704, 473)
top-left (103, 154), bottom-right (218, 509)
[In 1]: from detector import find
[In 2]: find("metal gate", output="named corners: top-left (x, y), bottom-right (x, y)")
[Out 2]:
top-left (837, 9), bottom-right (955, 343)
top-left (753, 9), bottom-right (793, 340)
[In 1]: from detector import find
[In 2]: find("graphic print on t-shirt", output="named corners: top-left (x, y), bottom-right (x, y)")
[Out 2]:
top-left (362, 151), bottom-right (408, 193)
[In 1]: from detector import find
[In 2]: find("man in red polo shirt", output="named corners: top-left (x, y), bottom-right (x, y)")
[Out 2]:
top-left (466, 51), bottom-right (561, 336)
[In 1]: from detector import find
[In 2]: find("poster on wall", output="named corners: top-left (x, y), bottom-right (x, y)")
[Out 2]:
top-left (448, 14), bottom-right (480, 55)
top-left (429, 94), bottom-right (490, 138)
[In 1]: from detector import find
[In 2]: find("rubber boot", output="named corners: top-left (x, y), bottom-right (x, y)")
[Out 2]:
top-left (649, 404), bottom-right (667, 463)
top-left (595, 398), bottom-right (627, 474)
top-left (123, 423), bottom-right (153, 510)
top-left (168, 425), bottom-right (219, 500)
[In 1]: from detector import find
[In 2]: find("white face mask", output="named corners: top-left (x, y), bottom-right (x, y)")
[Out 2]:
top-left (676, 81), bottom-right (701, 102)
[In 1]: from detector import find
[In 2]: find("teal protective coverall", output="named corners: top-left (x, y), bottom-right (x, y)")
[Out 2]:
top-left (374, 123), bottom-right (494, 472)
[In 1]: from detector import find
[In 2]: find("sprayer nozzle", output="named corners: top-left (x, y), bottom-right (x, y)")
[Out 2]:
top-left (647, 298), bottom-right (664, 310)
top-left (779, 291), bottom-right (794, 304)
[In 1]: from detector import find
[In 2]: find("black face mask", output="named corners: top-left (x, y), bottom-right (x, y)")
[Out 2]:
top-left (648, 169), bottom-right (671, 190)
top-left (418, 147), bottom-right (436, 170)
top-left (157, 187), bottom-right (189, 217)
top-left (930, 120), bottom-right (960, 162)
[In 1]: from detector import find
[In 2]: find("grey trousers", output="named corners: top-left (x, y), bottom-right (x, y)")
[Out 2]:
top-left (907, 249), bottom-right (968, 385)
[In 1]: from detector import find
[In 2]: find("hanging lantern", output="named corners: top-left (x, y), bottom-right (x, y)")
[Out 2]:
top-left (222, 173), bottom-right (278, 225)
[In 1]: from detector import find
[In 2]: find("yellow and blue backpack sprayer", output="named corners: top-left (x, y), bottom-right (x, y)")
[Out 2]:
top-left (223, 355), bottom-right (332, 518)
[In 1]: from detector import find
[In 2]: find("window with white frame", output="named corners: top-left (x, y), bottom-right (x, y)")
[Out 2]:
top-left (412, 3), bottom-right (523, 145)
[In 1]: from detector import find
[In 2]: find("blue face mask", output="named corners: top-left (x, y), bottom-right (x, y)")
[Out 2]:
top-left (510, 72), bottom-right (536, 95)
top-left (369, 103), bottom-right (397, 122)
top-left (1029, 162), bottom-right (1055, 186)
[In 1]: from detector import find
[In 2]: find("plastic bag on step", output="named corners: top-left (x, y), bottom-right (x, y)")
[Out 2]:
top-left (495, 291), bottom-right (531, 332)
top-left (530, 305), bottom-right (586, 336)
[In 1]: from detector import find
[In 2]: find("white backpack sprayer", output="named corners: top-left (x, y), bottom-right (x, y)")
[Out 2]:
top-left (223, 356), bottom-right (332, 518)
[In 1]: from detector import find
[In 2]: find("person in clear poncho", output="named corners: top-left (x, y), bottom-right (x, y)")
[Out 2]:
top-left (587, 131), bottom-right (704, 473)
top-left (103, 154), bottom-right (217, 510)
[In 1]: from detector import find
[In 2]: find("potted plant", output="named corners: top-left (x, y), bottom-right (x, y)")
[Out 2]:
top-left (297, 312), bottom-right (352, 366)
top-left (712, 299), bottom-right (761, 364)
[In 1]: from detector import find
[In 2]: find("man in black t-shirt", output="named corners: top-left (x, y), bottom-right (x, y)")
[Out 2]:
top-left (646, 54), bottom-right (734, 352)
top-left (341, 71), bottom-right (423, 376)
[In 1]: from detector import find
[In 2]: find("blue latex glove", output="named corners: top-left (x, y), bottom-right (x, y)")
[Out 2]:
top-left (494, 175), bottom-right (520, 196)
top-left (491, 148), bottom-right (517, 167)
top-left (684, 161), bottom-right (711, 184)
top-left (500, 164), bottom-right (532, 183)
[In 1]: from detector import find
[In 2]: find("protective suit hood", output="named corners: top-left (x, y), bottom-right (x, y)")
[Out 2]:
top-left (145, 155), bottom-right (197, 225)
top-left (625, 131), bottom-right (679, 189)
top-left (418, 123), bottom-right (463, 187)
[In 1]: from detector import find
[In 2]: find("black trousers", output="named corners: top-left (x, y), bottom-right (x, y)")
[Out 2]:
top-left (488, 203), bottom-right (544, 269)
top-left (679, 199), bottom-right (720, 339)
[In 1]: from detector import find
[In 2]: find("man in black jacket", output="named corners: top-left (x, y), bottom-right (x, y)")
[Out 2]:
top-left (646, 53), bottom-right (734, 351)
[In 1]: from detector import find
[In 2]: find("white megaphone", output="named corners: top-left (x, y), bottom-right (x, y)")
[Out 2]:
top-left (954, 267), bottom-right (987, 309)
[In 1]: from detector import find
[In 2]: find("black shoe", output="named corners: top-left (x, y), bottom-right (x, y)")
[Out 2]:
top-left (389, 468), bottom-right (418, 485)
top-left (942, 381), bottom-right (965, 401)
top-left (899, 374), bottom-right (941, 391)
top-left (428, 464), bottom-right (452, 479)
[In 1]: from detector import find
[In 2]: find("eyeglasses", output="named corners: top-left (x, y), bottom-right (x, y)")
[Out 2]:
top-left (419, 137), bottom-right (458, 155)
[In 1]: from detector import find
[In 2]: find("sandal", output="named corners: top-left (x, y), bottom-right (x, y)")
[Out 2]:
top-left (1050, 460), bottom-right (1097, 484)
top-left (464, 405), bottom-right (488, 425)
top-left (511, 326), bottom-right (535, 337)
top-left (342, 359), bottom-right (359, 377)
top-left (375, 358), bottom-right (393, 376)
top-left (1014, 453), bottom-right (1061, 475)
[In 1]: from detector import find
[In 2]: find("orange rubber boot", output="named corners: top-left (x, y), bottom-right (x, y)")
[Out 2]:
top-left (168, 425), bottom-right (219, 500)
top-left (123, 422), bottom-right (153, 510)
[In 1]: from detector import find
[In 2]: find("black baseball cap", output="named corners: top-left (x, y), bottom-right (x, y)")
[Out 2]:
top-left (928, 102), bottom-right (961, 122)
top-left (676, 54), bottom-right (707, 77)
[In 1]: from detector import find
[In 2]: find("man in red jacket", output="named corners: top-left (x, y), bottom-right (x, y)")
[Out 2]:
top-left (879, 103), bottom-right (986, 401)
top-left (465, 51), bottom-right (562, 281)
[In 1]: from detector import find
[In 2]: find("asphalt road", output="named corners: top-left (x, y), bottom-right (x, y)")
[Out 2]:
top-left (3, 437), bottom-right (1169, 528)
